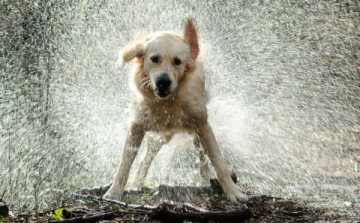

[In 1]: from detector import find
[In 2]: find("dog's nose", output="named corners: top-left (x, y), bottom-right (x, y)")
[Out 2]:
top-left (156, 74), bottom-right (172, 89)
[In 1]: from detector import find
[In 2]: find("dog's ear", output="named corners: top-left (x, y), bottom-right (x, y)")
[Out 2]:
top-left (122, 42), bottom-right (145, 62)
top-left (115, 41), bottom-right (145, 68)
top-left (184, 18), bottom-right (199, 60)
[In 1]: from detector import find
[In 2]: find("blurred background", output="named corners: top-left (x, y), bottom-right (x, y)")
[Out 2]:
top-left (1, 0), bottom-right (359, 214)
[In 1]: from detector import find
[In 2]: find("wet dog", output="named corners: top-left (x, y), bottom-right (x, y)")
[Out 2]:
top-left (104, 19), bottom-right (248, 203)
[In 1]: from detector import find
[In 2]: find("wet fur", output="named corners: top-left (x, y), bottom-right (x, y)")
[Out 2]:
top-left (104, 19), bottom-right (248, 203)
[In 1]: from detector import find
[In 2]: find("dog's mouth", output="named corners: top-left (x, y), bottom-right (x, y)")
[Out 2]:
top-left (155, 87), bottom-right (170, 98)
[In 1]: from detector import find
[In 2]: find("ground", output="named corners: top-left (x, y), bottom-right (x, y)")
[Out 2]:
top-left (2, 185), bottom-right (359, 223)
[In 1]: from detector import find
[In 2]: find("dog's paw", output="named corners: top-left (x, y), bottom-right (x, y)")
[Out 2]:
top-left (223, 183), bottom-right (248, 203)
top-left (102, 187), bottom-right (123, 201)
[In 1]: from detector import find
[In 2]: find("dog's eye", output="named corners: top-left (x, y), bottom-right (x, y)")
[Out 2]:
top-left (173, 58), bottom-right (182, 66)
top-left (150, 56), bottom-right (159, 64)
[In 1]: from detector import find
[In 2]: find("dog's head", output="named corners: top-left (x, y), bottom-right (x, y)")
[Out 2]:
top-left (119, 19), bottom-right (199, 99)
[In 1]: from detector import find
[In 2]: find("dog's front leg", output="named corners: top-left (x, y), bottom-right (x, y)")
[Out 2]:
top-left (130, 133), bottom-right (173, 189)
top-left (197, 123), bottom-right (248, 203)
top-left (103, 122), bottom-right (145, 200)
top-left (194, 136), bottom-right (211, 185)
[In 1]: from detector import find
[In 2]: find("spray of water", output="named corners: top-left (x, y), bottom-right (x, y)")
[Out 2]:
top-left (1, 0), bottom-right (359, 213)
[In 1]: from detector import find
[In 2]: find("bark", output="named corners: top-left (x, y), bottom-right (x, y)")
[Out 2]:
top-left (150, 204), bottom-right (252, 223)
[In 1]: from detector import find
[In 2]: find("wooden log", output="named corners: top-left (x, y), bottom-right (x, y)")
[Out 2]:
top-left (183, 203), bottom-right (209, 213)
top-left (49, 212), bottom-right (117, 223)
top-left (150, 204), bottom-right (252, 223)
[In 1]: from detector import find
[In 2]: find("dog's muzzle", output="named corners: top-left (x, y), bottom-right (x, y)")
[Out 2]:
top-left (155, 74), bottom-right (171, 98)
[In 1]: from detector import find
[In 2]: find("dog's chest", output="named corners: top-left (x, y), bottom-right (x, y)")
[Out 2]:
top-left (133, 102), bottom-right (194, 131)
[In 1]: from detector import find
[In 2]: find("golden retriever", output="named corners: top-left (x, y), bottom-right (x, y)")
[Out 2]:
top-left (104, 19), bottom-right (248, 203)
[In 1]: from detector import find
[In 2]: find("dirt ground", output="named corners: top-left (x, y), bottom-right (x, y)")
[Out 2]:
top-left (2, 185), bottom-right (359, 223)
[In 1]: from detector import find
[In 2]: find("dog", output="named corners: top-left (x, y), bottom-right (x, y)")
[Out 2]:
top-left (103, 19), bottom-right (248, 203)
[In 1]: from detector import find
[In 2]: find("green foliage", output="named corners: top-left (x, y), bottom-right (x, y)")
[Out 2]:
top-left (140, 193), bottom-right (152, 202)
top-left (50, 208), bottom-right (63, 220)
top-left (110, 204), bottom-right (120, 212)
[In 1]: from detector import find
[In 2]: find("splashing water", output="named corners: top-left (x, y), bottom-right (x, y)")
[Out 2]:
top-left (1, 0), bottom-right (359, 213)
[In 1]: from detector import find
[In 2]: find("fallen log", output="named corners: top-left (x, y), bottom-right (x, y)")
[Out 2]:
top-left (49, 212), bottom-right (117, 223)
top-left (150, 204), bottom-right (252, 223)
top-left (183, 203), bottom-right (209, 213)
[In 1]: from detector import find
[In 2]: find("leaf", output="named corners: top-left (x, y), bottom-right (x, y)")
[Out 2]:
top-left (50, 208), bottom-right (63, 220)
top-left (110, 204), bottom-right (120, 212)
top-left (0, 217), bottom-right (9, 222)
top-left (50, 214), bottom-right (59, 220)
top-left (140, 193), bottom-right (152, 201)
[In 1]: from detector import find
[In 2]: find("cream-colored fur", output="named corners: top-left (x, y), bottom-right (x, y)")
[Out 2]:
top-left (104, 19), bottom-right (248, 203)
